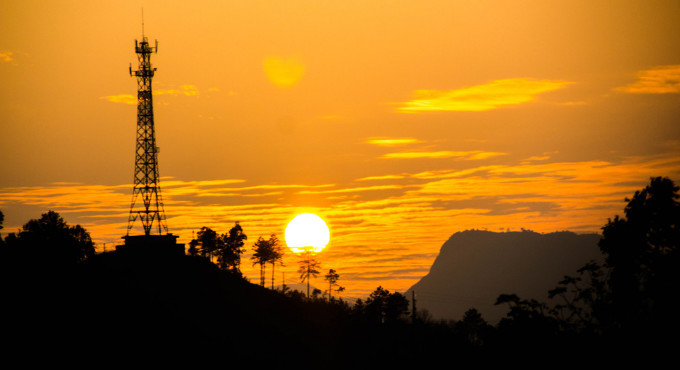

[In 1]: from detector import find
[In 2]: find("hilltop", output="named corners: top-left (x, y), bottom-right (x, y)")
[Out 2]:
top-left (2, 251), bottom-right (467, 365)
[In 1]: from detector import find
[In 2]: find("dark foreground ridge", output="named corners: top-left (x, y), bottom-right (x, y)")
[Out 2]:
top-left (2, 250), bottom-right (528, 366)
top-left (1, 248), bottom-right (666, 365)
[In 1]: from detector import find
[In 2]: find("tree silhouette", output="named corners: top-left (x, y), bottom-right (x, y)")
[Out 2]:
top-left (297, 251), bottom-right (320, 298)
top-left (494, 293), bottom-right (559, 339)
top-left (0, 210), bottom-right (4, 247)
top-left (365, 286), bottom-right (390, 323)
top-left (197, 226), bottom-right (219, 261)
top-left (547, 261), bottom-right (609, 333)
top-left (365, 286), bottom-right (409, 324)
top-left (188, 237), bottom-right (199, 257)
top-left (2, 210), bottom-right (94, 265)
top-left (218, 222), bottom-right (247, 273)
top-left (324, 269), bottom-right (344, 302)
top-left (252, 234), bottom-right (284, 289)
top-left (252, 236), bottom-right (271, 287)
top-left (455, 308), bottom-right (490, 346)
top-left (597, 176), bottom-right (680, 336)
top-left (385, 291), bottom-right (409, 323)
top-left (268, 234), bottom-right (284, 290)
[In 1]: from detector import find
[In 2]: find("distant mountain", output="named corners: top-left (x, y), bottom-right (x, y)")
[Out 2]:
top-left (405, 229), bottom-right (603, 324)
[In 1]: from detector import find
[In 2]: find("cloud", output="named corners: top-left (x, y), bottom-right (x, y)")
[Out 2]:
top-left (365, 137), bottom-right (422, 146)
top-left (383, 150), bottom-right (507, 160)
top-left (0, 51), bottom-right (14, 63)
top-left (396, 78), bottom-right (571, 112)
top-left (298, 185), bottom-right (405, 195)
top-left (356, 175), bottom-right (406, 181)
top-left (522, 155), bottom-right (551, 162)
top-left (467, 151), bottom-right (508, 160)
top-left (101, 85), bottom-right (205, 104)
top-left (263, 56), bottom-right (305, 87)
top-left (155, 85), bottom-right (200, 96)
top-left (100, 94), bottom-right (137, 105)
top-left (615, 65), bottom-right (680, 94)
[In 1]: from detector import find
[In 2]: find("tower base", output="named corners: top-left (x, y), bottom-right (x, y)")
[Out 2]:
top-left (116, 234), bottom-right (185, 257)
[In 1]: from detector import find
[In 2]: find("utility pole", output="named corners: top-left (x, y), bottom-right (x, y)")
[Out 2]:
top-left (282, 271), bottom-right (287, 293)
top-left (411, 290), bottom-right (417, 323)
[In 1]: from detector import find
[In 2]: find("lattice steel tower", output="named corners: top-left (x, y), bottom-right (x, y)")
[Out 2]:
top-left (126, 33), bottom-right (168, 236)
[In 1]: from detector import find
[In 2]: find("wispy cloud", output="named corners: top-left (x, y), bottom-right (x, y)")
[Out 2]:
top-left (396, 78), bottom-right (571, 112)
top-left (383, 150), bottom-right (507, 160)
top-left (365, 137), bottom-right (422, 146)
top-left (155, 85), bottom-right (200, 96)
top-left (522, 155), bottom-right (551, 162)
top-left (356, 175), bottom-right (406, 181)
top-left (0, 51), bottom-right (14, 63)
top-left (615, 65), bottom-right (680, 94)
top-left (101, 85), bottom-right (206, 105)
top-left (100, 94), bottom-right (137, 105)
top-left (298, 185), bottom-right (405, 195)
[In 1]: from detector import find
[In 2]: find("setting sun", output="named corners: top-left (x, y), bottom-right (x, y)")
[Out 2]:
top-left (263, 56), bottom-right (305, 87)
top-left (284, 213), bottom-right (330, 253)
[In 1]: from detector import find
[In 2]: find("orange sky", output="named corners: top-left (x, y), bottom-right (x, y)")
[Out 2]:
top-left (1, 0), bottom-right (679, 299)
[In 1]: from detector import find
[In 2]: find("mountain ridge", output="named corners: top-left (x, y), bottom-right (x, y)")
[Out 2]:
top-left (405, 229), bottom-right (603, 324)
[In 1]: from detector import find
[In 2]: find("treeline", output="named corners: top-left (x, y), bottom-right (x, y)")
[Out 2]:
top-left (185, 223), bottom-right (341, 299)
top-left (186, 222), bottom-right (248, 274)
top-left (0, 209), bottom-right (95, 267)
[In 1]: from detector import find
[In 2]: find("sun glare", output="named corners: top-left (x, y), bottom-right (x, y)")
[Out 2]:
top-left (284, 213), bottom-right (330, 253)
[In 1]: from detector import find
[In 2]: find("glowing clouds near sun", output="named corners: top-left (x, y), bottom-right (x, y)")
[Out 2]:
top-left (284, 213), bottom-right (330, 253)
top-left (396, 78), bottom-right (571, 112)
top-left (263, 56), bottom-right (305, 87)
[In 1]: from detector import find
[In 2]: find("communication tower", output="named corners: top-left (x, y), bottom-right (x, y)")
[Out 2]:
top-left (118, 29), bottom-right (183, 256)
top-left (126, 34), bottom-right (166, 236)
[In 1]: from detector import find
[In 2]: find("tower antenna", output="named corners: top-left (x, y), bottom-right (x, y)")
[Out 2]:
top-left (126, 27), bottom-right (166, 236)
top-left (116, 24), bottom-right (184, 257)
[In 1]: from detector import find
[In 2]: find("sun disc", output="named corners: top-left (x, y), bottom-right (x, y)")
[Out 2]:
top-left (285, 213), bottom-right (330, 253)
top-left (263, 56), bottom-right (305, 87)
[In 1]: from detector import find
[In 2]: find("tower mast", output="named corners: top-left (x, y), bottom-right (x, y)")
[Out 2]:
top-left (126, 32), bottom-right (167, 236)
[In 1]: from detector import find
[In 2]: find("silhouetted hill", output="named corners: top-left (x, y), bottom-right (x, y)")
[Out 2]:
top-left (1, 251), bottom-right (463, 365)
top-left (405, 229), bottom-right (603, 324)
top-left (1, 232), bottom-right (607, 363)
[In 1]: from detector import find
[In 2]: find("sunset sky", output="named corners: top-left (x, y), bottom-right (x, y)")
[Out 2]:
top-left (1, 0), bottom-right (679, 299)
